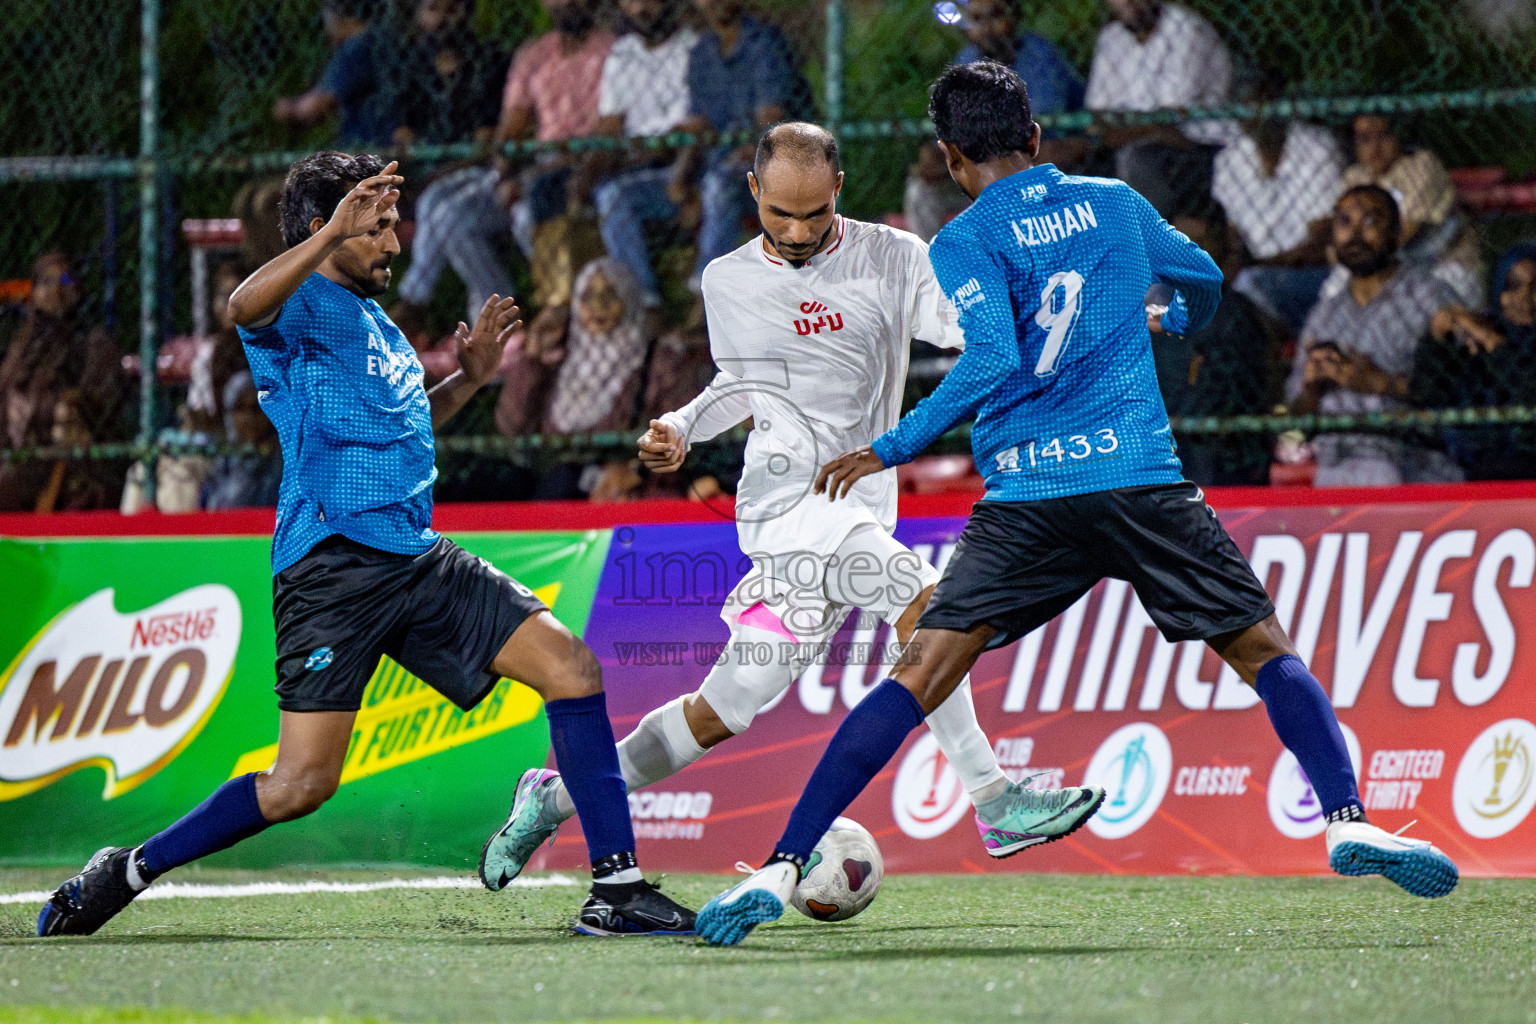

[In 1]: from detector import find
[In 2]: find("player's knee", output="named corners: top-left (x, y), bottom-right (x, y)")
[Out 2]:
top-left (260, 767), bottom-right (339, 822)
top-left (547, 637), bottom-right (604, 701)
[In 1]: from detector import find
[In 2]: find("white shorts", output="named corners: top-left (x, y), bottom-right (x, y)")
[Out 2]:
top-left (720, 523), bottom-right (941, 643)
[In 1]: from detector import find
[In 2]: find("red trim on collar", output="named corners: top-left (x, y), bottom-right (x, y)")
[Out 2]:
top-left (817, 217), bottom-right (846, 259)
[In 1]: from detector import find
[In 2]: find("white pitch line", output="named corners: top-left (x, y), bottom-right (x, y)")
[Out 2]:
top-left (0, 874), bottom-right (576, 905)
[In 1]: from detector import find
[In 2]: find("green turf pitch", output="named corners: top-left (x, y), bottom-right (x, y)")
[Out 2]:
top-left (1, 868), bottom-right (1532, 1024)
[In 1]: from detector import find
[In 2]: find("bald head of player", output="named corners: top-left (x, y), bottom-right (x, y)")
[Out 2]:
top-left (928, 60), bottom-right (1041, 201)
top-left (747, 122), bottom-right (844, 268)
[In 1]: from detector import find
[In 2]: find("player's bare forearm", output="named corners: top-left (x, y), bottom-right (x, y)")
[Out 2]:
top-left (430, 294), bottom-right (522, 430)
top-left (227, 224), bottom-right (348, 329)
top-left (427, 370), bottom-right (481, 431)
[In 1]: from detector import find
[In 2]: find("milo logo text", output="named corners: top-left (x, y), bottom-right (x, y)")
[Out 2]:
top-left (0, 586), bottom-right (241, 800)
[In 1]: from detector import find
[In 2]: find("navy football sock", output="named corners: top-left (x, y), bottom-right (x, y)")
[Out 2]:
top-left (139, 773), bottom-right (272, 876)
top-left (1254, 655), bottom-right (1363, 820)
top-left (774, 679), bottom-right (926, 865)
top-left (545, 691), bottom-right (636, 866)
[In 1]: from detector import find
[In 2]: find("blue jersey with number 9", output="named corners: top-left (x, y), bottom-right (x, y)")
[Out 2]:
top-left (869, 164), bottom-right (1223, 502)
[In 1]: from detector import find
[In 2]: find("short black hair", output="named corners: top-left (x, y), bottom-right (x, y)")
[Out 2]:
top-left (1339, 183), bottom-right (1402, 238)
top-left (754, 122), bottom-right (840, 180)
top-left (278, 151), bottom-right (386, 249)
top-left (928, 60), bottom-right (1034, 164)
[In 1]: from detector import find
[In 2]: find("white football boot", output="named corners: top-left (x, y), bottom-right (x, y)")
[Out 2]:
top-left (695, 860), bottom-right (798, 946)
top-left (1326, 817), bottom-right (1458, 898)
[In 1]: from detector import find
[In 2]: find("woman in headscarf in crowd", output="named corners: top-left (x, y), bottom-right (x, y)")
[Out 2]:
top-left (495, 258), bottom-right (719, 500)
top-left (1421, 241), bottom-right (1536, 478)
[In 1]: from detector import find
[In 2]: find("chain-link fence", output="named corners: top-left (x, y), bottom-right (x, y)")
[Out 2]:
top-left (5, 0), bottom-right (1536, 510)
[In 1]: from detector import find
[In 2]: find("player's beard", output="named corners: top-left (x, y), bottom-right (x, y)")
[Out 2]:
top-left (359, 259), bottom-right (393, 297)
top-left (1337, 241), bottom-right (1395, 278)
top-left (766, 220), bottom-right (836, 268)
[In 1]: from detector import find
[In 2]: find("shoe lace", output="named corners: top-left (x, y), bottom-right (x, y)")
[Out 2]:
top-left (734, 861), bottom-right (754, 874)
top-left (1391, 819), bottom-right (1419, 837)
top-left (1011, 780), bottom-right (1074, 814)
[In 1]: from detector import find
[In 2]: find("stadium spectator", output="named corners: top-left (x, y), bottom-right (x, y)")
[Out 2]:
top-left (1342, 114), bottom-right (1483, 305)
top-left (393, 0), bottom-right (613, 328)
top-left (0, 251), bottom-right (121, 466)
top-left (903, 0), bottom-right (1085, 241)
top-left (272, 0), bottom-right (394, 147)
top-left (186, 261), bottom-right (253, 436)
top-left (392, 0), bottom-right (509, 147)
top-left (1212, 73), bottom-right (1347, 333)
top-left (204, 372), bottom-right (284, 510)
top-left (1285, 185), bottom-right (1464, 486)
top-left (32, 390), bottom-right (121, 513)
top-left (1154, 204), bottom-right (1287, 485)
top-left (1419, 242), bottom-right (1536, 478)
top-left (1084, 0), bottom-right (1236, 217)
top-left (582, 0), bottom-right (702, 309)
top-left (662, 0), bottom-right (810, 293)
top-left (495, 259), bottom-right (711, 497)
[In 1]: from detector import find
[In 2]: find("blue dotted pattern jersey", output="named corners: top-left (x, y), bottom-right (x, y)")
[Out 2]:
top-left (238, 273), bottom-right (439, 574)
top-left (870, 164), bottom-right (1223, 502)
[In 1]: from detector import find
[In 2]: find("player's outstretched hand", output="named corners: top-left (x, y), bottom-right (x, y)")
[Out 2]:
top-left (638, 419), bottom-right (685, 473)
top-left (455, 294), bottom-right (522, 386)
top-left (816, 446), bottom-right (886, 501)
top-left (326, 161), bottom-right (404, 240)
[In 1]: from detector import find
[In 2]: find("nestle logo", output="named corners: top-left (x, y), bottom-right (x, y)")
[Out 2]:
top-left (131, 609), bottom-right (218, 650)
top-left (799, 300), bottom-right (828, 314)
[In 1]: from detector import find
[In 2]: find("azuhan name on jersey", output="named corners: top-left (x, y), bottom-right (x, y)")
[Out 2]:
top-left (869, 164), bottom-right (1223, 502)
top-left (238, 273), bottom-right (439, 574)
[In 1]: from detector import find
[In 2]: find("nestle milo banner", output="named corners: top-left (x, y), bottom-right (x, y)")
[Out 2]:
top-left (5, 488), bottom-right (1536, 876)
top-left (531, 491), bottom-right (1536, 878)
top-left (0, 528), bottom-right (607, 868)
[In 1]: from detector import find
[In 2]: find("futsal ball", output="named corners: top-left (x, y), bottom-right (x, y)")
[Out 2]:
top-left (789, 816), bottom-right (883, 922)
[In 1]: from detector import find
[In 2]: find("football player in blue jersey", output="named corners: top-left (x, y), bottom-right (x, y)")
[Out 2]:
top-left (37, 152), bottom-right (696, 939)
top-left (696, 62), bottom-right (1459, 946)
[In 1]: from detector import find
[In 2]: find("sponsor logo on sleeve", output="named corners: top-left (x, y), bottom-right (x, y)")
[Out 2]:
top-left (0, 586), bottom-right (242, 800)
top-left (951, 278), bottom-right (985, 313)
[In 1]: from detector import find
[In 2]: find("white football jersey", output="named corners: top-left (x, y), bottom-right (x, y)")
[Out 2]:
top-left (662, 216), bottom-right (964, 568)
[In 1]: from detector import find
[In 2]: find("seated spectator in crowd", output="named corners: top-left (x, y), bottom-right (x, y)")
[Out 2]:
top-left (120, 404), bottom-right (215, 515)
top-left (204, 372), bottom-right (284, 509)
top-left (392, 0), bottom-right (509, 147)
top-left (1153, 204), bottom-right (1287, 485)
top-left (904, 0), bottom-right (1085, 241)
top-left (581, 0), bottom-right (702, 309)
top-left (1084, 0), bottom-right (1236, 217)
top-left (186, 261), bottom-right (252, 436)
top-left (1342, 114), bottom-right (1483, 306)
top-left (393, 0), bottom-right (613, 329)
top-left (33, 391), bottom-right (122, 513)
top-left (1285, 185), bottom-right (1464, 486)
top-left (496, 259), bottom-right (714, 498)
top-left (662, 0), bottom-right (810, 293)
top-left (1418, 242), bottom-right (1536, 478)
top-left (1212, 72), bottom-right (1346, 334)
top-left (273, 0), bottom-right (395, 147)
top-left (0, 251), bottom-right (122, 511)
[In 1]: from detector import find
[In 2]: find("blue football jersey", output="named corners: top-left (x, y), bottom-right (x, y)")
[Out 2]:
top-left (239, 273), bottom-right (439, 574)
top-left (870, 164), bottom-right (1223, 502)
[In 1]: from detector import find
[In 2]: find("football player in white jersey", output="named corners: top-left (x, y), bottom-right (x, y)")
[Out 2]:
top-left (479, 123), bottom-right (1100, 888)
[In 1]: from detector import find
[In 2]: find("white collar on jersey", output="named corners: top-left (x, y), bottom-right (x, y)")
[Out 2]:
top-left (757, 216), bottom-right (847, 270)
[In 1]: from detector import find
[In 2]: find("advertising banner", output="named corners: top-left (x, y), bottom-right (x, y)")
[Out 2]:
top-left (0, 529), bottom-right (609, 867)
top-left (538, 494), bottom-right (1536, 878)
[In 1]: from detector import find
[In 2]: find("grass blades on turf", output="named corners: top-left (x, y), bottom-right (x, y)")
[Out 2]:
top-left (1, 868), bottom-right (1532, 1024)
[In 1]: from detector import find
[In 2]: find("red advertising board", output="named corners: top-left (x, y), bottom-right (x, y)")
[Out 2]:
top-left (535, 484), bottom-right (1536, 878)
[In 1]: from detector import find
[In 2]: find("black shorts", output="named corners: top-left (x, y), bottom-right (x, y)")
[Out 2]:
top-left (271, 536), bottom-right (546, 713)
top-left (918, 482), bottom-right (1275, 649)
